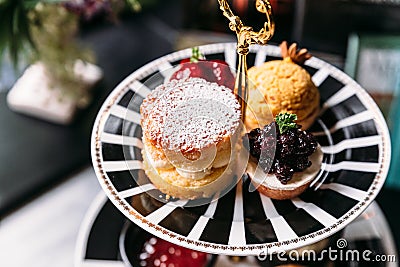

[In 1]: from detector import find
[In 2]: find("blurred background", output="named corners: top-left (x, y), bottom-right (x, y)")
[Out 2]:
top-left (0, 0), bottom-right (399, 266)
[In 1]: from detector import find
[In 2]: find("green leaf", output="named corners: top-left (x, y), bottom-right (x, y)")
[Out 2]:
top-left (126, 0), bottom-right (142, 12)
top-left (275, 112), bottom-right (298, 133)
top-left (23, 0), bottom-right (65, 9)
top-left (0, 0), bottom-right (34, 69)
top-left (0, 6), bottom-right (10, 58)
top-left (190, 47), bottom-right (205, 63)
top-left (9, 2), bottom-right (24, 67)
top-left (0, 1), bottom-right (18, 65)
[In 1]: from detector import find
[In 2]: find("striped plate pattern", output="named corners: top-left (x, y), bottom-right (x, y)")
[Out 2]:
top-left (74, 194), bottom-right (397, 267)
top-left (91, 43), bottom-right (391, 255)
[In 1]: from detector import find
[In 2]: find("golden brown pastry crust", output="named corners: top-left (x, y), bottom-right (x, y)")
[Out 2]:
top-left (245, 60), bottom-right (320, 130)
top-left (142, 148), bottom-right (237, 199)
top-left (256, 180), bottom-right (312, 200)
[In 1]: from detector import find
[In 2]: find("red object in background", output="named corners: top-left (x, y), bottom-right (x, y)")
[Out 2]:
top-left (139, 236), bottom-right (208, 267)
top-left (270, 0), bottom-right (294, 15)
top-left (232, 0), bottom-right (294, 15)
top-left (233, 0), bottom-right (248, 15)
top-left (269, 0), bottom-right (294, 15)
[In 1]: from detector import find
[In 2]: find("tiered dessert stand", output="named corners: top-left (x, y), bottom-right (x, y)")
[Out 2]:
top-left (79, 1), bottom-right (396, 266)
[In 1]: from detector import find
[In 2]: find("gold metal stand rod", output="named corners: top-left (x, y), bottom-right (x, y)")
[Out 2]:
top-left (218, 0), bottom-right (275, 122)
top-left (235, 54), bottom-right (249, 121)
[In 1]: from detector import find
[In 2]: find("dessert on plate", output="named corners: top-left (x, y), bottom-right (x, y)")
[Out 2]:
top-left (246, 113), bottom-right (322, 200)
top-left (245, 41), bottom-right (320, 130)
top-left (140, 77), bottom-right (241, 199)
top-left (169, 47), bottom-right (235, 90)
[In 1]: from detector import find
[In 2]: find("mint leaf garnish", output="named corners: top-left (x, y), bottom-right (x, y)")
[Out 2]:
top-left (275, 112), bottom-right (298, 133)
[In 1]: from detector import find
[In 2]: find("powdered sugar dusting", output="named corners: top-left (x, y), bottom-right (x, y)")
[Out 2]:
top-left (140, 78), bottom-right (241, 152)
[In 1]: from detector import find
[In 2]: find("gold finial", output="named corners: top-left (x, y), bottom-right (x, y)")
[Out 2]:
top-left (218, 0), bottom-right (275, 121)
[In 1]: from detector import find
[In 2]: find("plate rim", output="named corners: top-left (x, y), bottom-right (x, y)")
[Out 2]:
top-left (73, 192), bottom-right (123, 267)
top-left (90, 42), bottom-right (391, 255)
top-left (74, 195), bottom-right (397, 267)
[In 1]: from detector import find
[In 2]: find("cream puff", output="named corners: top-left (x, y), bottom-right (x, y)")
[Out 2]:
top-left (245, 42), bottom-right (320, 130)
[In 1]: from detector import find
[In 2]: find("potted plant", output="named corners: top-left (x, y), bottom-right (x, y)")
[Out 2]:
top-left (0, 0), bottom-right (144, 124)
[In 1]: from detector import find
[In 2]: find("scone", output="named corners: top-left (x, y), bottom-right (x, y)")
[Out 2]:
top-left (140, 78), bottom-right (241, 199)
top-left (245, 113), bottom-right (322, 200)
top-left (245, 42), bottom-right (320, 130)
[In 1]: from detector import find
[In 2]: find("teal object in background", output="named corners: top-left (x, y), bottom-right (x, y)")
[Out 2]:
top-left (387, 82), bottom-right (400, 189)
top-left (345, 33), bottom-right (400, 189)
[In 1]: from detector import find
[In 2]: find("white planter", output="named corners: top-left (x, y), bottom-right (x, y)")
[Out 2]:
top-left (7, 60), bottom-right (103, 124)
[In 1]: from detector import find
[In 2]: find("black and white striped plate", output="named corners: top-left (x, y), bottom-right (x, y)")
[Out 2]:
top-left (74, 193), bottom-right (397, 267)
top-left (91, 43), bottom-right (391, 255)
